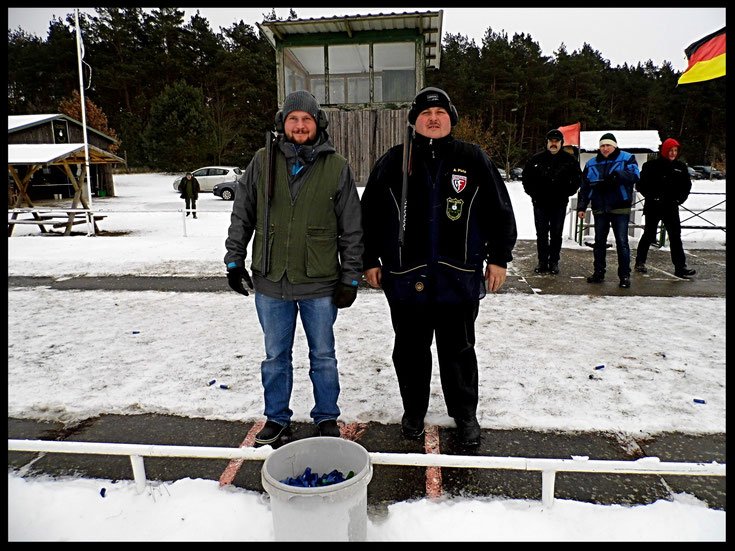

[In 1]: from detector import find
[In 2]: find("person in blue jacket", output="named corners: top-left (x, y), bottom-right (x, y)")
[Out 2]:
top-left (576, 133), bottom-right (640, 288)
top-left (361, 87), bottom-right (517, 447)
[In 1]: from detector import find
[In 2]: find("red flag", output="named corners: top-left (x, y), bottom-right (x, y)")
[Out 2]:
top-left (558, 123), bottom-right (581, 147)
top-left (678, 27), bottom-right (726, 85)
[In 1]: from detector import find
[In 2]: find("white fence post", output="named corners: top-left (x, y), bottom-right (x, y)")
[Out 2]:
top-left (541, 470), bottom-right (556, 508)
top-left (130, 455), bottom-right (147, 494)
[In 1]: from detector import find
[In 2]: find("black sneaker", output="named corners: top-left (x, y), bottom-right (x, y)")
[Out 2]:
top-left (634, 263), bottom-right (647, 273)
top-left (400, 414), bottom-right (425, 440)
top-left (619, 277), bottom-right (631, 288)
top-left (534, 263), bottom-right (549, 274)
top-left (317, 419), bottom-right (341, 437)
top-left (255, 421), bottom-right (291, 446)
top-left (587, 273), bottom-right (605, 283)
top-left (675, 267), bottom-right (696, 278)
top-left (549, 263), bottom-right (559, 275)
top-left (455, 416), bottom-right (481, 447)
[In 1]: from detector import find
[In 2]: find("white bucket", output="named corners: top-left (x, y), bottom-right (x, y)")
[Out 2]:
top-left (261, 437), bottom-right (373, 541)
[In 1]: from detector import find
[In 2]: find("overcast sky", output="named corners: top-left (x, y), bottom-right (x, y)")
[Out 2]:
top-left (7, 7), bottom-right (725, 72)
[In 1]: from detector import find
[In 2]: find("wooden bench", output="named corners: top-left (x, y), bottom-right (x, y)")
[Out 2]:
top-left (7, 213), bottom-right (106, 229)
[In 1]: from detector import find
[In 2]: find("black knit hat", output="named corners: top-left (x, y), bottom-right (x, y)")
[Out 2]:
top-left (408, 87), bottom-right (459, 126)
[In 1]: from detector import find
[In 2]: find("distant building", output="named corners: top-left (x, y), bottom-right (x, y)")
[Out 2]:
top-left (8, 114), bottom-right (122, 202)
top-left (258, 10), bottom-right (443, 184)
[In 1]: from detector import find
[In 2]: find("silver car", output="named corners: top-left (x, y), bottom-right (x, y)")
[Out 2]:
top-left (172, 166), bottom-right (242, 192)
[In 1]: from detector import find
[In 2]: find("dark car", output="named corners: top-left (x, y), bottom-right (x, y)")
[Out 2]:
top-left (692, 165), bottom-right (725, 179)
top-left (510, 167), bottom-right (523, 180)
top-left (213, 181), bottom-right (238, 201)
top-left (687, 167), bottom-right (704, 180)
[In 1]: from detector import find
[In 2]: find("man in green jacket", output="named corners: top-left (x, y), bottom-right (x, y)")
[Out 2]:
top-left (178, 172), bottom-right (199, 218)
top-left (224, 90), bottom-right (364, 446)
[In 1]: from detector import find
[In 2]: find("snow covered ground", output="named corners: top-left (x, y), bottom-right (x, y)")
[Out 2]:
top-left (7, 173), bottom-right (726, 541)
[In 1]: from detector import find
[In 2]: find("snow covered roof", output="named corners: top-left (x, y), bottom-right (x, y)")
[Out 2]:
top-left (8, 114), bottom-right (118, 143)
top-left (8, 114), bottom-right (60, 132)
top-left (580, 130), bottom-right (661, 153)
top-left (8, 143), bottom-right (123, 165)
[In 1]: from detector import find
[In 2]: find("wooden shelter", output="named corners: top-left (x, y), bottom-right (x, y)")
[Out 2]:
top-left (8, 114), bottom-right (120, 201)
top-left (8, 142), bottom-right (123, 236)
top-left (258, 10), bottom-right (443, 183)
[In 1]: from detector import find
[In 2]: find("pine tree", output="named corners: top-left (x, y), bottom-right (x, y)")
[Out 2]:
top-left (58, 90), bottom-right (120, 153)
top-left (142, 80), bottom-right (215, 171)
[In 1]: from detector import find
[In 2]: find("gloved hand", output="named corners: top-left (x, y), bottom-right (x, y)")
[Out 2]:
top-left (332, 281), bottom-right (358, 309)
top-left (227, 266), bottom-right (253, 296)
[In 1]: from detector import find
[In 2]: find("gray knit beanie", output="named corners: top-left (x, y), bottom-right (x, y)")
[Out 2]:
top-left (281, 90), bottom-right (321, 121)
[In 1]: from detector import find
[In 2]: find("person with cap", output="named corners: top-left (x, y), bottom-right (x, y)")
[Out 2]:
top-left (634, 138), bottom-right (696, 278)
top-left (178, 171), bottom-right (200, 218)
top-left (576, 133), bottom-right (640, 288)
top-left (224, 90), bottom-right (364, 446)
top-left (361, 87), bottom-right (517, 447)
top-left (522, 129), bottom-right (582, 274)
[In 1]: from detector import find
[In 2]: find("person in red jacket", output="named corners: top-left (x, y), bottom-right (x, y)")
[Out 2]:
top-left (634, 138), bottom-right (696, 278)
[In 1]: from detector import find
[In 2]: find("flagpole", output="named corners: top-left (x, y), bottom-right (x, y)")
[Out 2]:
top-left (74, 8), bottom-right (93, 210)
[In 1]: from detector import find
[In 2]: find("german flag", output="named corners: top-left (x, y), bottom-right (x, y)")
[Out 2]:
top-left (678, 27), bottom-right (726, 85)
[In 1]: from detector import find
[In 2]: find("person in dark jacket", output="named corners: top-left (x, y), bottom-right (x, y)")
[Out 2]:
top-left (634, 138), bottom-right (696, 278)
top-left (224, 90), bottom-right (364, 446)
top-left (577, 133), bottom-right (640, 288)
top-left (178, 172), bottom-right (200, 218)
top-left (361, 87), bottom-right (517, 447)
top-left (522, 128), bottom-right (581, 274)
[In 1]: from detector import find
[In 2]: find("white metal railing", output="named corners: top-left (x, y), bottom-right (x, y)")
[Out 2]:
top-left (571, 192), bottom-right (726, 246)
top-left (8, 439), bottom-right (725, 508)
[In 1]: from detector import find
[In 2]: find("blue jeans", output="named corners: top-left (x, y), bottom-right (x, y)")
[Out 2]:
top-left (254, 293), bottom-right (340, 426)
top-left (592, 212), bottom-right (631, 279)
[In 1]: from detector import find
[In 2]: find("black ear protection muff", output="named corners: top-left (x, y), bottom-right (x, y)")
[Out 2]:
top-left (274, 98), bottom-right (329, 133)
top-left (407, 87), bottom-right (459, 126)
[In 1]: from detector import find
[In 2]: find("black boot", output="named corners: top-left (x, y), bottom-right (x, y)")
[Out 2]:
top-left (534, 263), bottom-right (549, 274)
top-left (675, 267), bottom-right (696, 278)
top-left (634, 263), bottom-right (647, 273)
top-left (587, 273), bottom-right (605, 283)
top-left (548, 263), bottom-right (559, 275)
top-left (255, 421), bottom-right (291, 446)
top-left (455, 416), bottom-right (481, 447)
top-left (400, 414), bottom-right (425, 440)
top-left (317, 419), bottom-right (341, 437)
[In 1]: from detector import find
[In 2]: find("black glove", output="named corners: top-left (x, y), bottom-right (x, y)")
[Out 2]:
top-left (332, 282), bottom-right (358, 309)
top-left (227, 266), bottom-right (253, 296)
